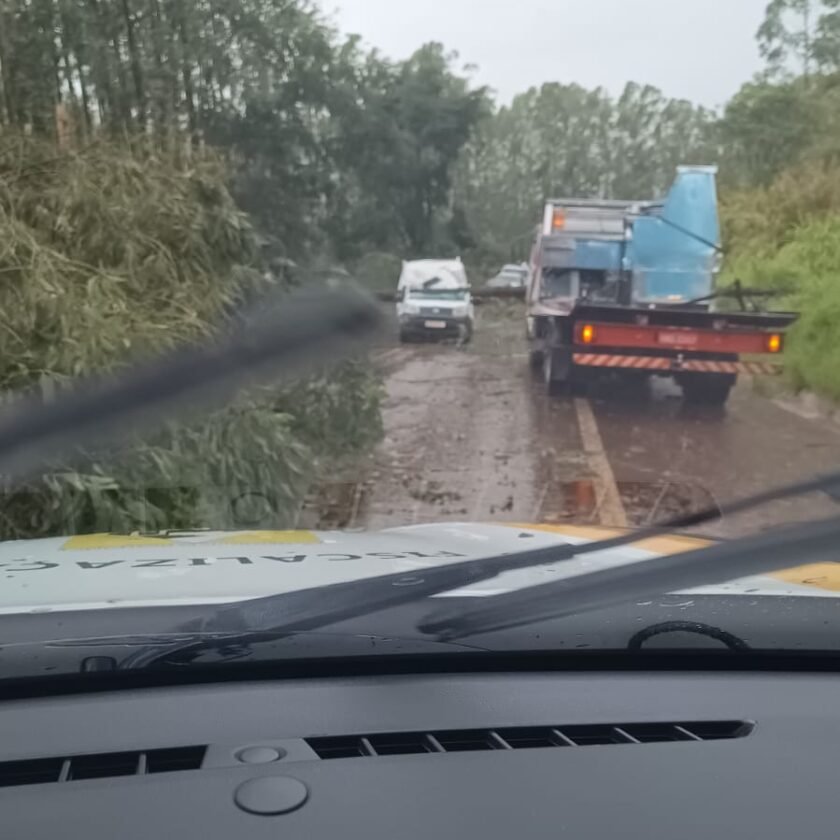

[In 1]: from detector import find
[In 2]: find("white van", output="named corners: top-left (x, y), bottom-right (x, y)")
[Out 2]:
top-left (396, 258), bottom-right (474, 343)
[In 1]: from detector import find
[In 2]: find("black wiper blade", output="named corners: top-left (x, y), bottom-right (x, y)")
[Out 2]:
top-left (418, 514), bottom-right (840, 641)
top-left (0, 285), bottom-right (382, 483)
top-left (122, 465), bottom-right (840, 669)
top-left (118, 543), bottom-right (582, 668)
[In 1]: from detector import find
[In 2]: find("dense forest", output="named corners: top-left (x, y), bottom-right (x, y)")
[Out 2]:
top-left (1, 0), bottom-right (840, 533)
top-left (5, 0), bottom-right (837, 265)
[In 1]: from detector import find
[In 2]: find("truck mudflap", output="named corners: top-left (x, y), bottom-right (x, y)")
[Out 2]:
top-left (572, 353), bottom-right (782, 376)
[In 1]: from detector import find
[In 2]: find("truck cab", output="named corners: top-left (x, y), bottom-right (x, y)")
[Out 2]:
top-left (397, 259), bottom-right (474, 343)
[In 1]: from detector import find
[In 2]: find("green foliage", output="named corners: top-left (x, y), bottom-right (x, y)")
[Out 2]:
top-left (4, 402), bottom-right (314, 538)
top-left (753, 0), bottom-right (840, 75)
top-left (0, 2), bottom-right (488, 263)
top-left (757, 0), bottom-right (819, 76)
top-left (453, 81), bottom-right (715, 268)
top-left (351, 252), bottom-right (403, 293)
top-left (326, 42), bottom-right (491, 260)
top-left (275, 362), bottom-right (385, 457)
top-left (0, 134), bottom-right (263, 388)
top-left (722, 159), bottom-right (840, 255)
top-left (727, 217), bottom-right (840, 399)
top-left (720, 160), bottom-right (840, 399)
top-left (0, 133), bottom-right (383, 539)
top-left (717, 80), bottom-right (819, 187)
top-left (720, 8), bottom-right (840, 402)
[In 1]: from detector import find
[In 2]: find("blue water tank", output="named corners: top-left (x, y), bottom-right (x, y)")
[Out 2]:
top-left (626, 166), bottom-right (720, 305)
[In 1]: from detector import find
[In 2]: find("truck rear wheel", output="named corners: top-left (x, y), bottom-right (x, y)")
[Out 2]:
top-left (543, 348), bottom-right (569, 396)
top-left (569, 374), bottom-right (588, 397)
top-left (681, 374), bottom-right (735, 406)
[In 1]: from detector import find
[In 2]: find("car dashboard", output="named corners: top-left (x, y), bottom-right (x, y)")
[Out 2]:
top-left (0, 667), bottom-right (836, 838)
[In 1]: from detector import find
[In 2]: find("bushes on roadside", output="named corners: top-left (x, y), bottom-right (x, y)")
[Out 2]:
top-left (728, 218), bottom-right (840, 400)
top-left (0, 134), bottom-right (382, 538)
top-left (721, 163), bottom-right (840, 400)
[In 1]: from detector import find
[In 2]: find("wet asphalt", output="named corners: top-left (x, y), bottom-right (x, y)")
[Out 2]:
top-left (303, 302), bottom-right (840, 538)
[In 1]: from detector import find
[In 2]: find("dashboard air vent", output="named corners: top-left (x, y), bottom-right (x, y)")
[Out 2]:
top-left (307, 720), bottom-right (752, 759)
top-left (0, 746), bottom-right (206, 789)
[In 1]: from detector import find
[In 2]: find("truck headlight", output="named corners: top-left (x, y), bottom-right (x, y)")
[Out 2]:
top-left (452, 305), bottom-right (469, 318)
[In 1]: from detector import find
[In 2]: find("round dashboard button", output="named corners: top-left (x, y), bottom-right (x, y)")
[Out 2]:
top-left (234, 776), bottom-right (309, 815)
top-left (236, 746), bottom-right (284, 764)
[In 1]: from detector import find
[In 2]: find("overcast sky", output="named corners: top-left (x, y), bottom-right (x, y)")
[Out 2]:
top-left (326, 0), bottom-right (769, 110)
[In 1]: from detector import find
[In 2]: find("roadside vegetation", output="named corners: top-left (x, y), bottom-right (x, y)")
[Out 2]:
top-left (0, 133), bottom-right (384, 537)
top-left (722, 161), bottom-right (840, 399)
top-left (714, 0), bottom-right (840, 400)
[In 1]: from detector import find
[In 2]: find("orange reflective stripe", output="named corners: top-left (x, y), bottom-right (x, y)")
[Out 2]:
top-left (573, 354), bottom-right (783, 375)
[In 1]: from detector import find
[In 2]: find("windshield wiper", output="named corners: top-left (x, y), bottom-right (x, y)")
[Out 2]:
top-left (417, 514), bottom-right (840, 640)
top-left (121, 466), bottom-right (840, 669)
top-left (0, 285), bottom-right (382, 483)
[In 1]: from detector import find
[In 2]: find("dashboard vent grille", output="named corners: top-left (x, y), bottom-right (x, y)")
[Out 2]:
top-left (307, 720), bottom-right (752, 759)
top-left (0, 746), bottom-right (206, 788)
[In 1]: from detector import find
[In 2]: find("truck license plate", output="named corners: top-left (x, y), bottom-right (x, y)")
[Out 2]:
top-left (658, 331), bottom-right (698, 347)
top-left (424, 320), bottom-right (447, 329)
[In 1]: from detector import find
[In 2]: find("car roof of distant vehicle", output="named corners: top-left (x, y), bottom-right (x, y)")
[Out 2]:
top-left (488, 265), bottom-right (527, 287)
top-left (398, 258), bottom-right (469, 290)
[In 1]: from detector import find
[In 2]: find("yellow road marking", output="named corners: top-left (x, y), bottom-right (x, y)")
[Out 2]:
top-left (63, 534), bottom-right (173, 550)
top-left (771, 563), bottom-right (840, 592)
top-left (508, 522), bottom-right (711, 555)
top-left (573, 398), bottom-right (628, 528)
top-left (510, 525), bottom-right (840, 592)
top-left (218, 530), bottom-right (320, 545)
top-left (63, 530), bottom-right (321, 550)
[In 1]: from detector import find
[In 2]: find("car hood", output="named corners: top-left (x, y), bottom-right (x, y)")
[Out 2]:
top-left (0, 522), bottom-right (837, 616)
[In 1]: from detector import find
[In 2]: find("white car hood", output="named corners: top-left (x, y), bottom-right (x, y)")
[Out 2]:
top-left (399, 297), bottom-right (468, 312)
top-left (0, 522), bottom-right (835, 615)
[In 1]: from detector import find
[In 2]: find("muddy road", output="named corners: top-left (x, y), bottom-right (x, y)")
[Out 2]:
top-left (302, 302), bottom-right (840, 537)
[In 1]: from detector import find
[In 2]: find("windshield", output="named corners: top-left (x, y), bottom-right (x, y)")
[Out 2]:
top-left (2, 0), bottom-right (840, 675)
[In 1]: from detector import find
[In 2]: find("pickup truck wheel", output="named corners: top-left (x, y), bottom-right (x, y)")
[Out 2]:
top-left (398, 328), bottom-right (411, 343)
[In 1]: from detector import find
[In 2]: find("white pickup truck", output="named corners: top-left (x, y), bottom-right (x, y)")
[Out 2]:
top-left (396, 258), bottom-right (474, 343)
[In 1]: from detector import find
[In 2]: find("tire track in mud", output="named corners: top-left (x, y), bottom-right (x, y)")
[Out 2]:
top-left (301, 305), bottom-right (591, 530)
